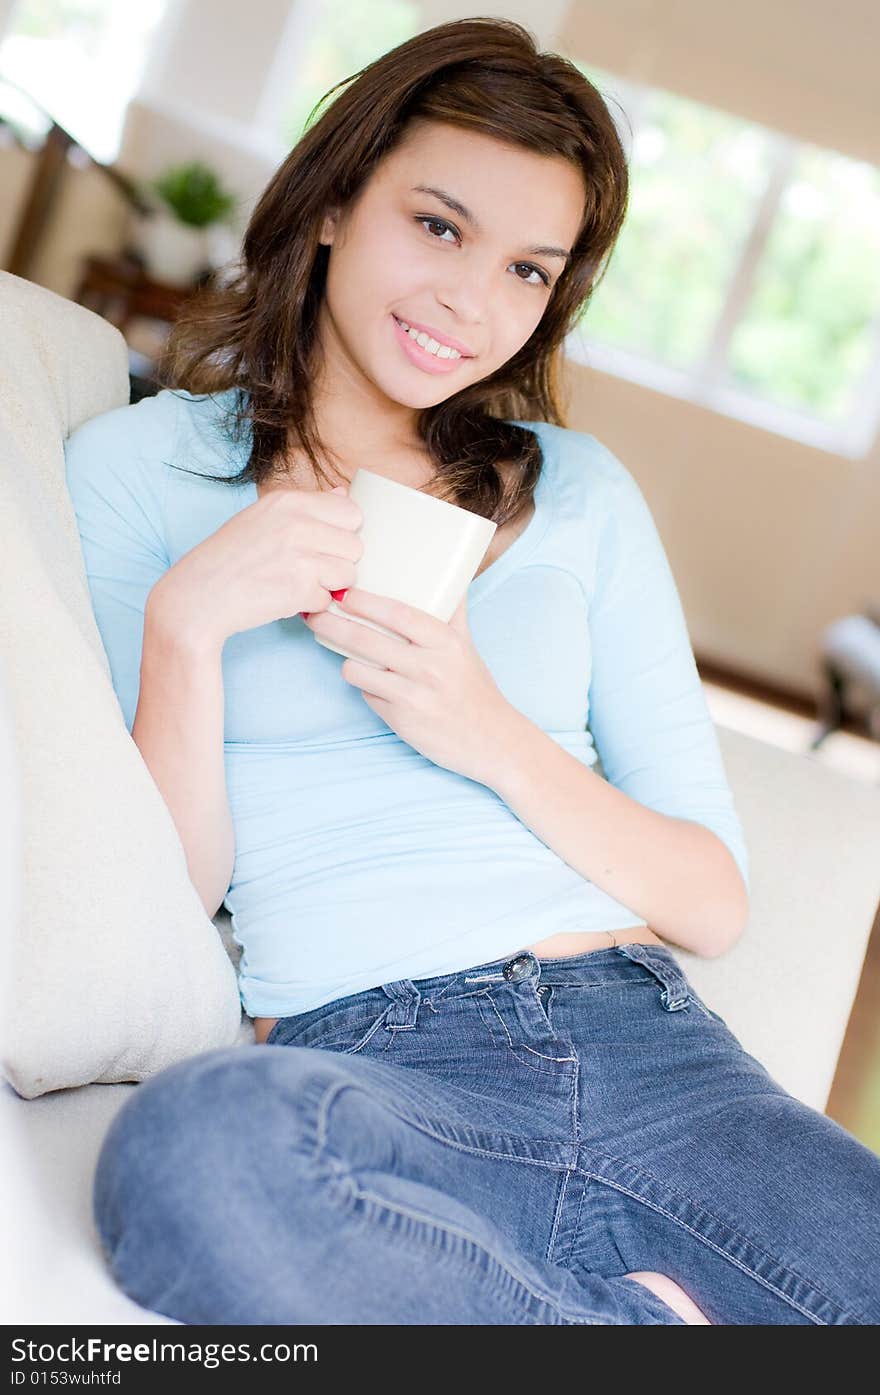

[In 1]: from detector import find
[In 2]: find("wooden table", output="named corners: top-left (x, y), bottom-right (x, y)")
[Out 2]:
top-left (73, 253), bottom-right (202, 337)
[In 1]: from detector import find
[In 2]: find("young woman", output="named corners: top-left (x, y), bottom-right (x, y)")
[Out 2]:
top-left (67, 19), bottom-right (880, 1326)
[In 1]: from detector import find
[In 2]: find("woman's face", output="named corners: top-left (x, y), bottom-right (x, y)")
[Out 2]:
top-left (316, 119), bottom-right (585, 414)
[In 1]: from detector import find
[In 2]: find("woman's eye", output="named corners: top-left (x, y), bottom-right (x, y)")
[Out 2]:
top-left (416, 216), bottom-right (551, 287)
top-left (512, 262), bottom-right (551, 288)
top-left (417, 215), bottom-right (459, 243)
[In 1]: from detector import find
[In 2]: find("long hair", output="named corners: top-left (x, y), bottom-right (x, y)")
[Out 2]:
top-left (156, 16), bottom-right (630, 528)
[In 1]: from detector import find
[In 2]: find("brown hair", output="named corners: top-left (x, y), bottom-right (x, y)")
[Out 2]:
top-left (157, 15), bottom-right (630, 528)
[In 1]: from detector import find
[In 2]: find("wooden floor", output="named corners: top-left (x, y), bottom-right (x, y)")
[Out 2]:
top-left (701, 675), bottom-right (880, 1152)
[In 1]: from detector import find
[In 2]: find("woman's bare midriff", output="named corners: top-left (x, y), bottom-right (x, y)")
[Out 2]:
top-left (252, 925), bottom-right (664, 1043)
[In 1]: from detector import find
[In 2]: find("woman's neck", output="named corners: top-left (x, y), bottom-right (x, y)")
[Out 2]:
top-left (277, 428), bottom-right (436, 494)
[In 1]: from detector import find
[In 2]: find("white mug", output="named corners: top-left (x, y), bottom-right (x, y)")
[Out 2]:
top-left (310, 468), bottom-right (497, 668)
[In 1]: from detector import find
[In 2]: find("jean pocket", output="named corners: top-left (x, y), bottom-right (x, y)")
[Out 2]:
top-left (682, 987), bottom-right (727, 1025)
top-left (614, 945), bottom-right (729, 1026)
top-left (267, 997), bottom-right (393, 1054)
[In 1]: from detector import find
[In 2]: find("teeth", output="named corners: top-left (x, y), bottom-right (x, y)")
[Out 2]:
top-left (396, 317), bottom-right (462, 359)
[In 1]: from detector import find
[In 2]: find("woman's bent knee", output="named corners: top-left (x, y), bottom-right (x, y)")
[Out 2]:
top-left (92, 1046), bottom-right (345, 1321)
top-left (93, 1046), bottom-right (326, 1258)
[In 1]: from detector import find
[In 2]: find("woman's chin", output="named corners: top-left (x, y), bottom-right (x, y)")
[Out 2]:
top-left (375, 372), bottom-right (464, 411)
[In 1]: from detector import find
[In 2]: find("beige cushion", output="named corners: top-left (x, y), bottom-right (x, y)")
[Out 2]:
top-left (0, 270), bottom-right (244, 1100)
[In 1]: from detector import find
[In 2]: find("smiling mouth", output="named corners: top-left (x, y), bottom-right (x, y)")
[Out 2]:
top-left (392, 314), bottom-right (472, 360)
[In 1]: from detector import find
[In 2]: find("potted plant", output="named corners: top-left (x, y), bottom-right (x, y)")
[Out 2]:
top-left (135, 160), bottom-right (238, 286)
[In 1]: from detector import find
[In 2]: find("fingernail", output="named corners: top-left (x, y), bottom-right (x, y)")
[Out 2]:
top-left (330, 589), bottom-right (348, 602)
top-left (301, 612), bottom-right (311, 621)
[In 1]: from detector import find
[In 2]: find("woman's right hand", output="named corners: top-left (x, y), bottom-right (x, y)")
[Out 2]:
top-left (147, 484), bottom-right (364, 648)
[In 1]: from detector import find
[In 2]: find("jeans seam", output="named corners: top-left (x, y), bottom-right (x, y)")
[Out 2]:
top-left (583, 1168), bottom-right (846, 1324)
top-left (690, 997), bottom-right (725, 1024)
top-left (479, 993), bottom-right (578, 1072)
top-left (346, 1175), bottom-right (584, 1321)
top-left (315, 1144), bottom-right (609, 1324)
top-left (343, 1006), bottom-right (394, 1055)
top-left (313, 1075), bottom-right (574, 1172)
top-left (546, 1167), bottom-right (570, 1264)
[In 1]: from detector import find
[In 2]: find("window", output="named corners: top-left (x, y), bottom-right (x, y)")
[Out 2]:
top-left (571, 63), bottom-right (880, 458)
top-left (725, 149), bottom-right (880, 425)
top-left (0, 0), bottom-right (170, 163)
top-left (260, 0), bottom-right (419, 151)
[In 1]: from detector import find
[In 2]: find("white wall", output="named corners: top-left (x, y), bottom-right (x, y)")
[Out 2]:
top-left (560, 0), bottom-right (880, 167)
top-left (138, 0), bottom-right (293, 128)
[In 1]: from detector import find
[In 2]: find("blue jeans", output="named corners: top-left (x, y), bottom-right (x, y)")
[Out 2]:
top-left (93, 942), bottom-right (880, 1325)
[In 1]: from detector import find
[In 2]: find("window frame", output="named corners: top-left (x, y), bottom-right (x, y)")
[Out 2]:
top-left (568, 68), bottom-right (880, 461)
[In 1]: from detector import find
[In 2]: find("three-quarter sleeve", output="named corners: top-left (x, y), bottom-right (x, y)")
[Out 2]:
top-left (586, 456), bottom-right (750, 893)
top-left (64, 404), bottom-right (172, 734)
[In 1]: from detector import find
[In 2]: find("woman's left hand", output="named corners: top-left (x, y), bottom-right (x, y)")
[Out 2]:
top-left (303, 588), bottom-right (520, 786)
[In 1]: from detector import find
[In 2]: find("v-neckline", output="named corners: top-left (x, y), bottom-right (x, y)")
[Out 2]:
top-left (240, 416), bottom-right (554, 606)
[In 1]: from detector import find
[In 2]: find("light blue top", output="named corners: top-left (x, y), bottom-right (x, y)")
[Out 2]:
top-left (64, 388), bottom-right (749, 1017)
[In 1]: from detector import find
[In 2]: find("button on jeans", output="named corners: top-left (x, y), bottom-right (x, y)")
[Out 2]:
top-left (93, 943), bottom-right (880, 1325)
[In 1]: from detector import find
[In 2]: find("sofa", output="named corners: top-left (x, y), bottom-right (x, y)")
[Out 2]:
top-left (2, 270), bottom-right (879, 1325)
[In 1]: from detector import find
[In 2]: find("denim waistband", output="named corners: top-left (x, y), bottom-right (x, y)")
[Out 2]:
top-left (381, 940), bottom-right (692, 1014)
top-left (265, 940), bottom-right (694, 1038)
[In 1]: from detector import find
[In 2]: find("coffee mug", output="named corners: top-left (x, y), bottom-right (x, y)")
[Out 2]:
top-left (307, 468), bottom-right (497, 668)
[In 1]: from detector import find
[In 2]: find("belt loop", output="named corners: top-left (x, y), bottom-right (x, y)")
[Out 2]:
top-left (380, 979), bottom-right (420, 1028)
top-left (613, 943), bottom-right (690, 1011)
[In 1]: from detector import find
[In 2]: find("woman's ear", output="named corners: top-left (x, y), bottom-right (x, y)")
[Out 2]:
top-left (318, 208), bottom-right (340, 245)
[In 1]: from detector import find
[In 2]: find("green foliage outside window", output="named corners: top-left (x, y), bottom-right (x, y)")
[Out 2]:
top-left (577, 71), bottom-right (776, 368)
top-left (727, 151), bottom-right (880, 419)
top-left (9, 0), bottom-right (110, 49)
top-left (279, 0), bottom-right (418, 145)
top-left (577, 64), bottom-right (880, 424)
